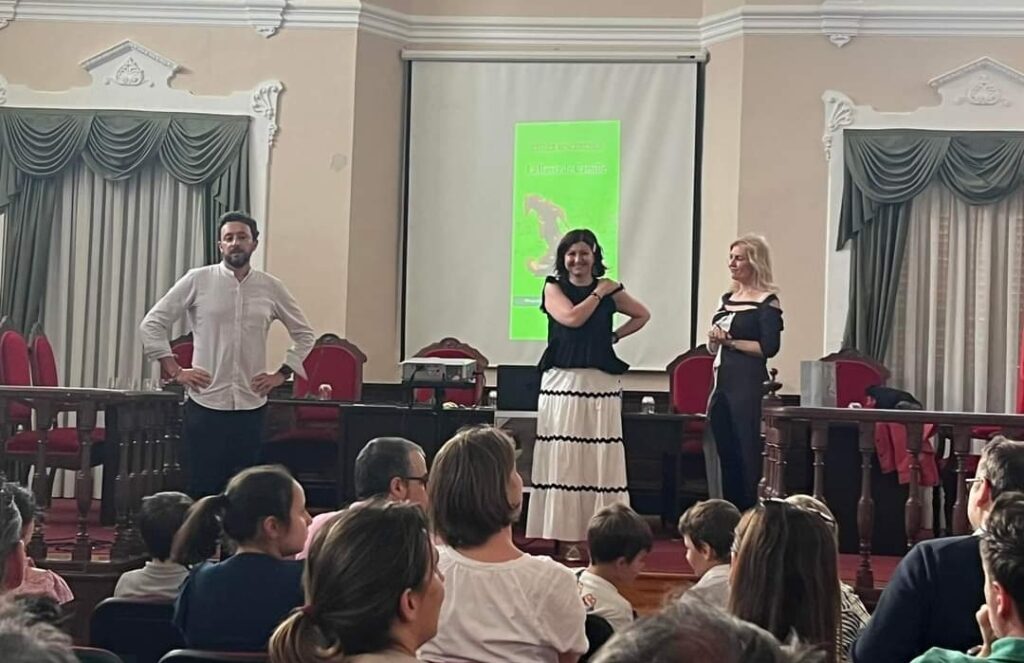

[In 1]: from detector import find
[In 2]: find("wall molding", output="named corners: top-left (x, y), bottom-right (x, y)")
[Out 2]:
top-left (820, 56), bottom-right (1024, 353)
top-left (6, 1), bottom-right (1024, 48)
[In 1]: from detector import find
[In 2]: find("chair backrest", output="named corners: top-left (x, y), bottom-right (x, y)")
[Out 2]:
top-left (666, 345), bottom-right (715, 415)
top-left (821, 348), bottom-right (890, 408)
top-left (74, 646), bottom-right (125, 663)
top-left (28, 322), bottom-right (60, 388)
top-left (0, 317), bottom-right (33, 424)
top-left (160, 333), bottom-right (195, 381)
top-left (89, 597), bottom-right (184, 663)
top-left (580, 614), bottom-right (615, 663)
top-left (159, 651), bottom-right (268, 663)
top-left (412, 337), bottom-right (489, 406)
top-left (293, 335), bottom-right (366, 423)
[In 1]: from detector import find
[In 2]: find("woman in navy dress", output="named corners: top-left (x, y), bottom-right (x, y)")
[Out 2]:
top-left (705, 234), bottom-right (783, 510)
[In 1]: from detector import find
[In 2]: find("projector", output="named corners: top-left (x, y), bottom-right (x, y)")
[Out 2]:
top-left (401, 357), bottom-right (478, 385)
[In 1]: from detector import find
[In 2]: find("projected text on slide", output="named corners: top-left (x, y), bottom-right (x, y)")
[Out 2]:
top-left (509, 121), bottom-right (621, 340)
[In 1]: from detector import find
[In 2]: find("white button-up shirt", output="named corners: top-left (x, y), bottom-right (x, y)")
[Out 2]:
top-left (140, 263), bottom-right (315, 411)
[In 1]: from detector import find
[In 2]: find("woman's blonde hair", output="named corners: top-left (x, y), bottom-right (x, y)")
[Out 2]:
top-left (730, 234), bottom-right (778, 294)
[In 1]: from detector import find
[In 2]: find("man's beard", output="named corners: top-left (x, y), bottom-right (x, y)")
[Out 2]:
top-left (224, 250), bottom-right (251, 268)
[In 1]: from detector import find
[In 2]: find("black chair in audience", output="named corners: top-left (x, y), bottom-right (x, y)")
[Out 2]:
top-left (159, 651), bottom-right (268, 663)
top-left (89, 597), bottom-right (184, 663)
top-left (74, 646), bottom-right (125, 663)
top-left (581, 613), bottom-right (615, 662)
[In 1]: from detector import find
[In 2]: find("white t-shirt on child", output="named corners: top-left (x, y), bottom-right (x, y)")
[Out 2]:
top-left (576, 569), bottom-right (634, 632)
top-left (419, 546), bottom-right (588, 663)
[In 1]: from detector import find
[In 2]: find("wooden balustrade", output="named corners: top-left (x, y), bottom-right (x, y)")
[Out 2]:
top-left (761, 404), bottom-right (1024, 595)
top-left (0, 387), bottom-right (180, 563)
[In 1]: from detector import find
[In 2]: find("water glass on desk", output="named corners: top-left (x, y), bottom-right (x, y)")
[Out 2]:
top-left (641, 395), bottom-right (656, 415)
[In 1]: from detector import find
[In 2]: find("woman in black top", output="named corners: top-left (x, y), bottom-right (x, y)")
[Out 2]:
top-left (706, 234), bottom-right (783, 510)
top-left (525, 229), bottom-right (650, 559)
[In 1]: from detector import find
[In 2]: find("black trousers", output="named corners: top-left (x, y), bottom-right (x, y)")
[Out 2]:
top-left (183, 400), bottom-right (266, 498)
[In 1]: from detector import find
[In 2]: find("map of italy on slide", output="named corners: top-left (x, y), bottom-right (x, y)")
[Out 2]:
top-left (509, 120), bottom-right (621, 341)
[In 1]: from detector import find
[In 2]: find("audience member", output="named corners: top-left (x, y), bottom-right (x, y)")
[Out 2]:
top-left (419, 425), bottom-right (587, 663)
top-left (677, 499), bottom-right (740, 609)
top-left (0, 483), bottom-right (25, 594)
top-left (731, 498), bottom-right (841, 663)
top-left (786, 494), bottom-right (870, 662)
top-left (590, 595), bottom-right (825, 663)
top-left (854, 437), bottom-right (1024, 663)
top-left (172, 464), bottom-right (310, 651)
top-left (114, 491), bottom-right (194, 600)
top-left (270, 500), bottom-right (443, 663)
top-left (912, 492), bottom-right (1024, 662)
top-left (299, 437), bottom-right (427, 560)
top-left (4, 484), bottom-right (73, 605)
top-left (577, 504), bottom-right (652, 632)
top-left (0, 596), bottom-right (75, 663)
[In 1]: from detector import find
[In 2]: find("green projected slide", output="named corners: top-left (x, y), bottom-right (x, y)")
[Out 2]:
top-left (509, 120), bottom-right (621, 341)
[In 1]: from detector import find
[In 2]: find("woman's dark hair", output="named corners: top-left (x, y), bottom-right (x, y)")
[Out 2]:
top-left (554, 229), bottom-right (607, 280)
top-left (171, 465), bottom-right (296, 566)
top-left (730, 500), bottom-right (841, 663)
top-left (268, 501), bottom-right (435, 663)
top-left (428, 425), bottom-right (519, 549)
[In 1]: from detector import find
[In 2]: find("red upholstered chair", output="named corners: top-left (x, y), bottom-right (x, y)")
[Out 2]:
top-left (666, 345), bottom-right (715, 454)
top-left (0, 322), bottom-right (105, 475)
top-left (159, 333), bottom-right (194, 381)
top-left (820, 348), bottom-right (889, 408)
top-left (412, 337), bottom-right (489, 406)
top-left (292, 334), bottom-right (367, 426)
top-left (0, 317), bottom-right (33, 430)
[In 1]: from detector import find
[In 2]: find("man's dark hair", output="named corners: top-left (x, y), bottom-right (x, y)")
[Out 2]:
top-left (981, 492), bottom-right (1024, 618)
top-left (353, 437), bottom-right (425, 500)
top-left (592, 596), bottom-right (825, 663)
top-left (218, 211), bottom-right (259, 242)
top-left (138, 491), bottom-right (194, 562)
top-left (981, 437), bottom-right (1024, 499)
top-left (587, 504), bottom-right (653, 564)
top-left (678, 499), bottom-right (742, 562)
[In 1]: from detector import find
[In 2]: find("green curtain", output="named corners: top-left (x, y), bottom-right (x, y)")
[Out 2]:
top-left (840, 130), bottom-right (1024, 359)
top-left (0, 109), bottom-right (250, 330)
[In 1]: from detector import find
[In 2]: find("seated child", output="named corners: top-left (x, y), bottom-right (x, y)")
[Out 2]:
top-left (5, 483), bottom-right (73, 605)
top-left (114, 491), bottom-right (194, 600)
top-left (677, 498), bottom-right (741, 609)
top-left (577, 504), bottom-right (653, 632)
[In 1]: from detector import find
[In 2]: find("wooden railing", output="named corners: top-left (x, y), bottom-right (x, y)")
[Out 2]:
top-left (0, 387), bottom-right (181, 563)
top-left (761, 404), bottom-right (1024, 594)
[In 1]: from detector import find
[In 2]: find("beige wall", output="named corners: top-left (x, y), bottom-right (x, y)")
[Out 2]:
top-left (400, 0), bottom-right (704, 18)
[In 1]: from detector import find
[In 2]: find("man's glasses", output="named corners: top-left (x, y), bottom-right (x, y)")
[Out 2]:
top-left (403, 474), bottom-right (429, 486)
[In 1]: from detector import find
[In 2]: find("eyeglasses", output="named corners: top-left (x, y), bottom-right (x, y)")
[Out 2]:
top-left (403, 474), bottom-right (429, 486)
top-left (966, 476), bottom-right (987, 486)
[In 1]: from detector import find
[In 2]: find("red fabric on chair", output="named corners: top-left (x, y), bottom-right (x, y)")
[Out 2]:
top-left (666, 346), bottom-right (714, 447)
top-left (833, 360), bottom-right (886, 408)
top-left (7, 426), bottom-right (107, 454)
top-left (412, 339), bottom-right (487, 406)
top-left (293, 342), bottom-right (364, 423)
top-left (873, 422), bottom-right (940, 487)
top-left (0, 329), bottom-right (33, 423)
top-left (160, 334), bottom-right (194, 381)
top-left (29, 332), bottom-right (60, 388)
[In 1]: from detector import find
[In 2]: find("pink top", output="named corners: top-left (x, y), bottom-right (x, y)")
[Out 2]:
top-left (297, 510), bottom-right (342, 560)
top-left (11, 559), bottom-right (74, 604)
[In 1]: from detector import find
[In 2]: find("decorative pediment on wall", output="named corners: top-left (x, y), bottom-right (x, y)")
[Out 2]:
top-left (0, 39), bottom-right (284, 269)
top-left (819, 56), bottom-right (1024, 353)
top-left (0, 1), bottom-right (14, 30)
top-left (928, 57), bottom-right (1024, 108)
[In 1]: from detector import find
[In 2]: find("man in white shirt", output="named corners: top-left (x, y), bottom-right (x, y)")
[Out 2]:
top-left (140, 212), bottom-right (315, 497)
top-left (677, 498), bottom-right (741, 610)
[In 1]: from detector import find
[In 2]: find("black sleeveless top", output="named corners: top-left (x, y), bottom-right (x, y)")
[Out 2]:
top-left (537, 276), bottom-right (629, 375)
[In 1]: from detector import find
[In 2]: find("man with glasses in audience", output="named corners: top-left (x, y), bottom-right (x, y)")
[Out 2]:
top-left (913, 492), bottom-right (1024, 662)
top-left (854, 437), bottom-right (1024, 662)
top-left (298, 437), bottom-right (428, 558)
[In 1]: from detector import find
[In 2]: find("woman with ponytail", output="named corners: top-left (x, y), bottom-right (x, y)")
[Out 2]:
top-left (172, 464), bottom-right (311, 651)
top-left (269, 500), bottom-right (443, 663)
